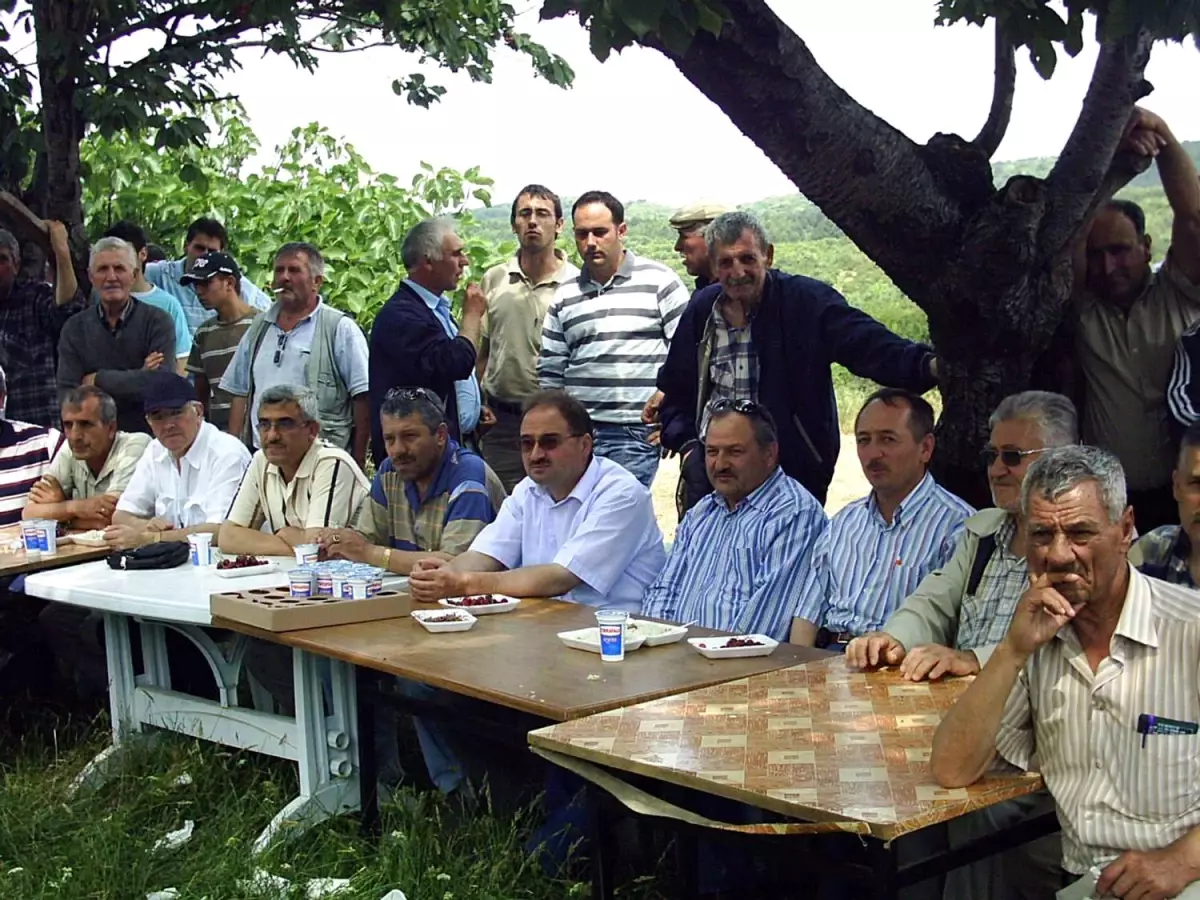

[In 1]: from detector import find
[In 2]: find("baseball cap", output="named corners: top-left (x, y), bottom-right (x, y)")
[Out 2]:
top-left (180, 251), bottom-right (242, 285)
top-left (143, 371), bottom-right (197, 413)
top-left (669, 201), bottom-right (733, 232)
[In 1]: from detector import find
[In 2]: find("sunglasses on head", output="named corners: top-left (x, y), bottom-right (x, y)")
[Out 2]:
top-left (708, 398), bottom-right (764, 416)
top-left (386, 387), bottom-right (440, 404)
top-left (519, 433), bottom-right (584, 454)
top-left (982, 446), bottom-right (1045, 468)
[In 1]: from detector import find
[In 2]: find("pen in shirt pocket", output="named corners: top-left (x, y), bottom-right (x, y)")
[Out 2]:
top-left (1137, 713), bottom-right (1199, 747)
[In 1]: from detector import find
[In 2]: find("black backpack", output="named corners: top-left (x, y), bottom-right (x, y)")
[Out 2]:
top-left (107, 541), bottom-right (190, 570)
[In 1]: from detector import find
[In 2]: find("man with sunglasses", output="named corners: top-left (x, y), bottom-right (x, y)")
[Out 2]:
top-left (106, 371), bottom-right (250, 550)
top-left (219, 384), bottom-right (370, 557)
top-left (409, 389), bottom-right (665, 610)
top-left (641, 400), bottom-right (827, 642)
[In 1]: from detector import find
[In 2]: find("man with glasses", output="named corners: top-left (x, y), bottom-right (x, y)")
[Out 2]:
top-left (641, 400), bottom-right (827, 641)
top-left (796, 389), bottom-right (973, 649)
top-left (106, 371), bottom-right (250, 550)
top-left (409, 389), bottom-right (665, 610)
top-left (317, 387), bottom-right (505, 574)
top-left (219, 384), bottom-right (370, 557)
top-left (224, 243), bottom-right (370, 466)
top-left (477, 186), bottom-right (579, 491)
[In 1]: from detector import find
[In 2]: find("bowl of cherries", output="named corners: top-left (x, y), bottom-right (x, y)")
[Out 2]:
top-left (687, 634), bottom-right (779, 659)
top-left (438, 593), bottom-right (521, 615)
top-left (214, 555), bottom-right (277, 578)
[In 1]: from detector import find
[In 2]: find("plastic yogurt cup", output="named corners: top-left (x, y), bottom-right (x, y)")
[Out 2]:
top-left (294, 543), bottom-right (319, 565)
top-left (187, 533), bottom-right (214, 567)
top-left (595, 608), bottom-right (629, 662)
top-left (289, 569), bottom-right (314, 598)
top-left (341, 577), bottom-right (369, 600)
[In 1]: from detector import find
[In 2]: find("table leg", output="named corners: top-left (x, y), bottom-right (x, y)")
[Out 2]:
top-left (356, 667), bottom-right (380, 836)
top-left (252, 649), bottom-right (360, 854)
top-left (589, 787), bottom-right (616, 900)
top-left (869, 838), bottom-right (900, 900)
top-left (69, 612), bottom-right (141, 795)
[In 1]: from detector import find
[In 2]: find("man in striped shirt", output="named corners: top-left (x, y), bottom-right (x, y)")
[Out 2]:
top-left (797, 389), bottom-right (974, 647)
top-left (934, 446), bottom-right (1200, 899)
top-left (641, 400), bottom-right (827, 642)
top-left (538, 191), bottom-right (689, 487)
top-left (0, 364), bottom-right (62, 526)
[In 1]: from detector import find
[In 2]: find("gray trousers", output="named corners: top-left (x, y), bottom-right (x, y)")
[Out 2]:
top-left (480, 402), bottom-right (525, 493)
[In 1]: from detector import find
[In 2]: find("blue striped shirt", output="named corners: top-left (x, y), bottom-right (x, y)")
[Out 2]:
top-left (641, 468), bottom-right (828, 641)
top-left (802, 473), bottom-right (974, 634)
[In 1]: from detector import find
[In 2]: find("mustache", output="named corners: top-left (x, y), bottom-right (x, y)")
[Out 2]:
top-left (724, 276), bottom-right (755, 287)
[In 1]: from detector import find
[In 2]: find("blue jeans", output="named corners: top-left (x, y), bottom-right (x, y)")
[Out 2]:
top-left (592, 423), bottom-right (659, 488)
top-left (387, 678), bottom-right (468, 795)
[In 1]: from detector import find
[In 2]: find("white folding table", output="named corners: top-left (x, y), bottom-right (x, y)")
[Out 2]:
top-left (25, 558), bottom-right (398, 851)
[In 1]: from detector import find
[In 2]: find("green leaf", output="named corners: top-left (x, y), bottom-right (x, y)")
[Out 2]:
top-left (610, 0), bottom-right (667, 39)
top-left (1029, 35), bottom-right (1057, 79)
top-left (658, 14), bottom-right (694, 56)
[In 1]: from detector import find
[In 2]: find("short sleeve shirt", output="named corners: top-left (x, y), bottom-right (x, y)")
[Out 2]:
top-left (47, 431), bottom-right (151, 500)
top-left (186, 312), bottom-right (259, 431)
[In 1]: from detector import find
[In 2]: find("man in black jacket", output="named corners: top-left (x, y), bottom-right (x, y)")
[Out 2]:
top-left (658, 211), bottom-right (938, 509)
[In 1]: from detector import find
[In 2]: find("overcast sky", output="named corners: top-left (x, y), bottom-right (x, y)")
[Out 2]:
top-left (215, 0), bottom-right (1200, 208)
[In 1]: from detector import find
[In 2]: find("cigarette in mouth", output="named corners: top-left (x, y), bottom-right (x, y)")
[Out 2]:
top-left (272, 287), bottom-right (286, 294)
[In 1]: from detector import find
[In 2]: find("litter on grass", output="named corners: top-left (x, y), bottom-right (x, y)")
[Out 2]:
top-left (151, 820), bottom-right (194, 852)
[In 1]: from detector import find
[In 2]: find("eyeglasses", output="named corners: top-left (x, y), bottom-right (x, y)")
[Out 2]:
top-left (519, 433), bottom-right (584, 454)
top-left (708, 399), bottom-right (763, 416)
top-left (257, 417), bottom-right (302, 434)
top-left (982, 446), bottom-right (1046, 468)
top-left (273, 331), bottom-right (289, 367)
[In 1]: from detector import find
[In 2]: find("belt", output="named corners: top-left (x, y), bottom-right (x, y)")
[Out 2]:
top-left (485, 395), bottom-right (524, 416)
top-left (815, 627), bottom-right (857, 649)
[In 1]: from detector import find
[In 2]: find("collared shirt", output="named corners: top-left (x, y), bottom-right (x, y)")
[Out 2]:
top-left (131, 286), bottom-right (193, 358)
top-left (0, 420), bottom-right (62, 526)
top-left (144, 258), bottom-right (271, 333)
top-left (700, 299), bottom-right (759, 436)
top-left (1133, 525), bottom-right (1196, 588)
top-left (185, 311), bottom-right (260, 431)
top-left (996, 566), bottom-right (1200, 874)
top-left (96, 296), bottom-right (136, 332)
top-left (480, 252), bottom-right (579, 402)
top-left (469, 456), bottom-right (666, 612)
top-left (0, 279), bottom-right (87, 428)
top-left (46, 431), bottom-right (151, 502)
top-left (403, 279), bottom-right (481, 434)
top-left (954, 514), bottom-right (1030, 653)
top-left (1077, 254), bottom-right (1200, 490)
top-left (222, 299), bottom-right (370, 448)
top-left (358, 440), bottom-right (506, 554)
top-left (538, 249), bottom-right (690, 424)
top-left (641, 468), bottom-right (828, 641)
top-left (803, 473), bottom-right (974, 633)
top-left (116, 422), bottom-right (250, 527)
top-left (226, 439), bottom-right (370, 533)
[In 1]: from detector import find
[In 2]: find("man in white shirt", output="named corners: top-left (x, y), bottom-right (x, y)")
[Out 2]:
top-left (409, 389), bottom-right (665, 611)
top-left (220, 384), bottom-right (370, 556)
top-left (106, 371), bottom-right (250, 549)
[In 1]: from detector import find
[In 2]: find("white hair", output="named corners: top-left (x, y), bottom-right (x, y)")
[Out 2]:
top-left (401, 218), bottom-right (457, 270)
top-left (89, 236), bottom-right (137, 272)
top-left (1020, 445), bottom-right (1128, 523)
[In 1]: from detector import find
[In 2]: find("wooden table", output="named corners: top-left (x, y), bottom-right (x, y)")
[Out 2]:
top-left (216, 597), bottom-right (829, 722)
top-left (0, 526), bottom-right (110, 577)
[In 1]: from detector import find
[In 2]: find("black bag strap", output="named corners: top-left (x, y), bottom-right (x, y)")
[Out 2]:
top-left (965, 533), bottom-right (997, 597)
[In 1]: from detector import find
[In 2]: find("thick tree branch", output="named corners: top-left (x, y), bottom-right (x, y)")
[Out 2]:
top-left (973, 24), bottom-right (1015, 159)
top-left (90, 3), bottom-right (211, 50)
top-left (644, 0), bottom-right (963, 300)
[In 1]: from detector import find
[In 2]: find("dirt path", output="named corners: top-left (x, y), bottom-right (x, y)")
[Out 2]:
top-left (651, 434), bottom-right (866, 540)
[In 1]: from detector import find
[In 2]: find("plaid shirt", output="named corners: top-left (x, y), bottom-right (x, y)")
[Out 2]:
top-left (701, 300), bottom-right (758, 436)
top-left (954, 515), bottom-right (1031, 652)
top-left (1133, 525), bottom-right (1196, 588)
top-left (0, 279), bottom-right (86, 428)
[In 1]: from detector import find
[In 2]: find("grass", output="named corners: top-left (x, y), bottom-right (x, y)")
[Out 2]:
top-left (0, 707), bottom-right (667, 900)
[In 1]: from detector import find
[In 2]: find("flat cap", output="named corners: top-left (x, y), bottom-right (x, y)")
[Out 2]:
top-left (669, 201), bottom-right (733, 231)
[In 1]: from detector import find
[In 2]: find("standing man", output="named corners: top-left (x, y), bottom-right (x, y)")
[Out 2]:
top-left (669, 201), bottom-right (731, 291)
top-left (1076, 107), bottom-right (1200, 531)
top-left (102, 221), bottom-right (192, 373)
top-left (0, 365), bottom-right (62, 526)
top-left (1132, 421), bottom-right (1200, 587)
top-left (224, 242), bottom-right (370, 466)
top-left (145, 216), bottom-right (270, 332)
top-left (795, 389), bottom-right (973, 648)
top-left (658, 211), bottom-right (938, 509)
top-left (0, 223), bottom-right (86, 428)
top-left (182, 251), bottom-right (259, 431)
top-left (477, 186), bottom-right (579, 491)
top-left (219, 385), bottom-right (369, 557)
top-left (24, 386), bottom-right (150, 530)
top-left (539, 191), bottom-right (690, 487)
top-left (370, 218), bottom-right (484, 465)
top-left (57, 237), bottom-right (176, 435)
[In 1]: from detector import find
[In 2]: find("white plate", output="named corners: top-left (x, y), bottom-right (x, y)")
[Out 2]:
top-left (687, 634), bottom-right (779, 659)
top-left (627, 619), bottom-right (689, 646)
top-left (439, 594), bottom-right (521, 615)
top-left (557, 626), bottom-right (647, 654)
top-left (412, 609), bottom-right (478, 633)
top-left (213, 560), bottom-right (278, 578)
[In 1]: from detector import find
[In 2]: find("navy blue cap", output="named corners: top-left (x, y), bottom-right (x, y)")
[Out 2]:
top-left (180, 251), bottom-right (242, 285)
top-left (143, 371), bottom-right (197, 413)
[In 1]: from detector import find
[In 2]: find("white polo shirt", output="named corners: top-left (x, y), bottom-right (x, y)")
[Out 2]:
top-left (116, 422), bottom-right (251, 528)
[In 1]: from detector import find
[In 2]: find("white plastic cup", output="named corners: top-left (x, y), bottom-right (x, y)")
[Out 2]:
top-left (20, 520), bottom-right (42, 557)
top-left (595, 609), bottom-right (628, 662)
top-left (315, 569), bottom-right (334, 596)
top-left (294, 543), bottom-right (319, 565)
top-left (342, 578), bottom-right (369, 600)
top-left (39, 519), bottom-right (58, 554)
top-left (188, 533), bottom-right (214, 567)
top-left (289, 570), bottom-right (314, 598)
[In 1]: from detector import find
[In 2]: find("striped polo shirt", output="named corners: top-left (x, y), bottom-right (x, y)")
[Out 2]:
top-left (537, 249), bottom-right (689, 424)
top-left (802, 472), bottom-right (975, 634)
top-left (186, 311), bottom-right (259, 432)
top-left (358, 440), bottom-right (507, 555)
top-left (0, 420), bottom-right (63, 525)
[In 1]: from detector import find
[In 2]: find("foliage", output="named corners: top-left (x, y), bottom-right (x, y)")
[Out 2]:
top-left (81, 106), bottom-right (515, 328)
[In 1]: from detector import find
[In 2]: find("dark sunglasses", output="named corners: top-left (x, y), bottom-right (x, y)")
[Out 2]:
top-left (519, 433), bottom-right (584, 454)
top-left (982, 446), bottom-right (1045, 468)
top-left (708, 398), bottom-right (764, 416)
top-left (387, 387), bottom-right (440, 403)
top-left (273, 331), bottom-right (289, 366)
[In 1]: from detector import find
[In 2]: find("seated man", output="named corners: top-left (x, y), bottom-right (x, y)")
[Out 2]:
top-left (0, 364), bottom-right (62, 526)
top-left (24, 386), bottom-right (151, 529)
top-left (106, 371), bottom-right (250, 549)
top-left (219, 384), bottom-right (370, 556)
top-left (317, 387), bottom-right (506, 573)
top-left (795, 389), bottom-right (974, 648)
top-left (641, 400), bottom-right (827, 642)
top-left (409, 389), bottom-right (665, 611)
top-left (1131, 420), bottom-right (1200, 587)
top-left (933, 445), bottom-right (1200, 900)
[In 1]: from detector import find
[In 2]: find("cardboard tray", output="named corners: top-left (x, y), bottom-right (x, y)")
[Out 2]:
top-left (210, 586), bottom-right (411, 632)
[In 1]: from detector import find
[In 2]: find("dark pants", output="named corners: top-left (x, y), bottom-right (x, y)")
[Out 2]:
top-left (1129, 484), bottom-right (1178, 533)
top-left (480, 399), bottom-right (526, 492)
top-left (676, 447), bottom-right (712, 519)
